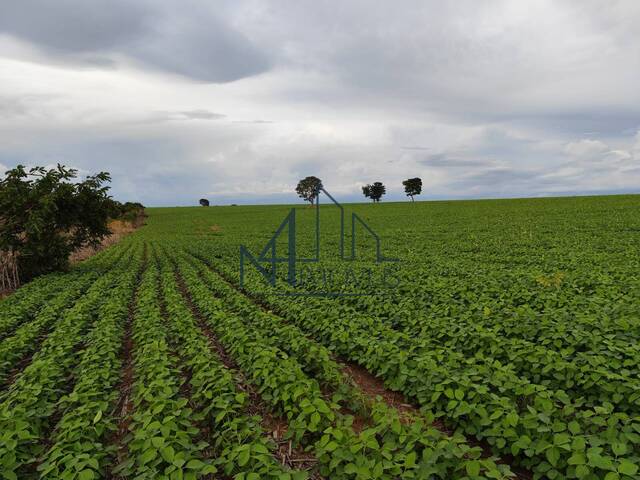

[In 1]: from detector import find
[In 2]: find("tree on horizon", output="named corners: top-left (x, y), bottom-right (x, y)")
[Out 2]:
top-left (362, 182), bottom-right (386, 202)
top-left (402, 177), bottom-right (422, 202)
top-left (296, 176), bottom-right (323, 205)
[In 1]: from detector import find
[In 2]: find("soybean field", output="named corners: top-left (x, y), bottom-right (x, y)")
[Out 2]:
top-left (1, 194), bottom-right (640, 480)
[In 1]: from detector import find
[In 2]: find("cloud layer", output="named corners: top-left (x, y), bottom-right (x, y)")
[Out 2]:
top-left (0, 0), bottom-right (638, 205)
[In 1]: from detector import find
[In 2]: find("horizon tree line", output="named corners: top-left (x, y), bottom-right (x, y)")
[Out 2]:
top-left (295, 176), bottom-right (421, 204)
top-left (199, 176), bottom-right (422, 206)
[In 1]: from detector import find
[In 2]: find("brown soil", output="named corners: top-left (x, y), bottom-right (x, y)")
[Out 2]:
top-left (338, 359), bottom-right (534, 479)
top-left (108, 245), bottom-right (146, 478)
top-left (340, 361), bottom-right (432, 423)
top-left (173, 269), bottom-right (322, 478)
top-left (190, 256), bottom-right (419, 418)
top-left (4, 352), bottom-right (36, 388)
top-left (70, 218), bottom-right (144, 265)
top-left (192, 253), bottom-right (532, 479)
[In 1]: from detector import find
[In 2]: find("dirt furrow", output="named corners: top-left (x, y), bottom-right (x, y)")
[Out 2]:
top-left (173, 269), bottom-right (323, 478)
top-left (189, 252), bottom-right (532, 480)
top-left (109, 244), bottom-right (147, 479)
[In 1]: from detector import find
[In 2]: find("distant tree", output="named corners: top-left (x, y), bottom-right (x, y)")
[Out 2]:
top-left (199, 198), bottom-right (210, 207)
top-left (362, 185), bottom-right (371, 200)
top-left (106, 200), bottom-right (145, 221)
top-left (0, 164), bottom-right (113, 281)
top-left (362, 182), bottom-right (386, 202)
top-left (402, 177), bottom-right (422, 202)
top-left (296, 176), bottom-right (323, 205)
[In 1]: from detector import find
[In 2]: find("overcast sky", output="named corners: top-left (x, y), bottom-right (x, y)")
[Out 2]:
top-left (0, 0), bottom-right (639, 206)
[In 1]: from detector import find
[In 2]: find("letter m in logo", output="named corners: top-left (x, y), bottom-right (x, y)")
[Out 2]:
top-left (240, 208), bottom-right (297, 288)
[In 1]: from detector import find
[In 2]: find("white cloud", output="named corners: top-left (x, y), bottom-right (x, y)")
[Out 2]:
top-left (564, 139), bottom-right (609, 158)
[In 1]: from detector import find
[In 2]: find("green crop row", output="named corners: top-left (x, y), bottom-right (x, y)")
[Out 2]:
top-left (0, 272), bottom-right (100, 386)
top-left (2, 195), bottom-right (638, 480)
top-left (36, 243), bottom-right (144, 479)
top-left (0, 242), bottom-right (133, 340)
top-left (175, 250), bottom-right (513, 479)
top-left (111, 252), bottom-right (215, 480)
top-left (197, 250), bottom-right (640, 480)
top-left (155, 248), bottom-right (308, 480)
top-left (0, 273), bottom-right (69, 340)
top-left (310, 282), bottom-right (640, 417)
top-left (382, 311), bottom-right (640, 415)
top-left (331, 262), bottom-right (640, 381)
top-left (0, 243), bottom-right (138, 479)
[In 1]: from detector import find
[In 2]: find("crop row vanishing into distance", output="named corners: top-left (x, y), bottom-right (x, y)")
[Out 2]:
top-left (0, 194), bottom-right (639, 479)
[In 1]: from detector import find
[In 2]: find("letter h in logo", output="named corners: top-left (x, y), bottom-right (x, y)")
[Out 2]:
top-left (240, 187), bottom-right (397, 289)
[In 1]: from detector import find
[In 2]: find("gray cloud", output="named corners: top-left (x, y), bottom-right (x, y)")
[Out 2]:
top-left (177, 110), bottom-right (226, 120)
top-left (153, 110), bottom-right (227, 122)
top-left (460, 168), bottom-right (540, 185)
top-left (0, 0), bottom-right (271, 82)
top-left (0, 1), bottom-right (148, 53)
top-left (129, 3), bottom-right (271, 82)
top-left (248, 1), bottom-right (640, 133)
top-left (1, 0), bottom-right (639, 204)
top-left (0, 94), bottom-right (61, 119)
top-left (418, 154), bottom-right (495, 169)
top-left (0, 96), bottom-right (32, 119)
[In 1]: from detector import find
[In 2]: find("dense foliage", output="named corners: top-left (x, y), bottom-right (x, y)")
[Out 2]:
top-left (295, 176), bottom-right (323, 204)
top-left (0, 194), bottom-right (639, 479)
top-left (0, 165), bottom-right (113, 281)
top-left (402, 177), bottom-right (422, 201)
top-left (108, 200), bottom-right (145, 223)
top-left (362, 182), bottom-right (386, 202)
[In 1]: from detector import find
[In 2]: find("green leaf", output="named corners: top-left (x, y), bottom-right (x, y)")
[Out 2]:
top-left (568, 421), bottom-right (581, 434)
top-left (325, 441), bottom-right (338, 452)
top-left (92, 410), bottom-right (102, 424)
top-left (202, 465), bottom-right (217, 474)
top-left (575, 465), bottom-right (590, 478)
top-left (546, 446), bottom-right (560, 467)
top-left (405, 451), bottom-right (416, 468)
top-left (161, 446), bottom-right (175, 463)
top-left (151, 436), bottom-right (165, 448)
top-left (568, 453), bottom-right (586, 465)
top-left (140, 448), bottom-right (157, 465)
top-left (345, 464), bottom-right (358, 474)
top-left (78, 469), bottom-right (95, 480)
top-left (618, 460), bottom-right (639, 476)
top-left (238, 448), bottom-right (251, 467)
top-left (611, 442), bottom-right (627, 456)
top-left (466, 460), bottom-right (481, 476)
top-left (186, 459), bottom-right (204, 469)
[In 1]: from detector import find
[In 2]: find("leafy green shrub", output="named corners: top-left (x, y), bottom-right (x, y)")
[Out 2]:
top-left (0, 164), bottom-right (113, 281)
top-left (108, 200), bottom-right (145, 223)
